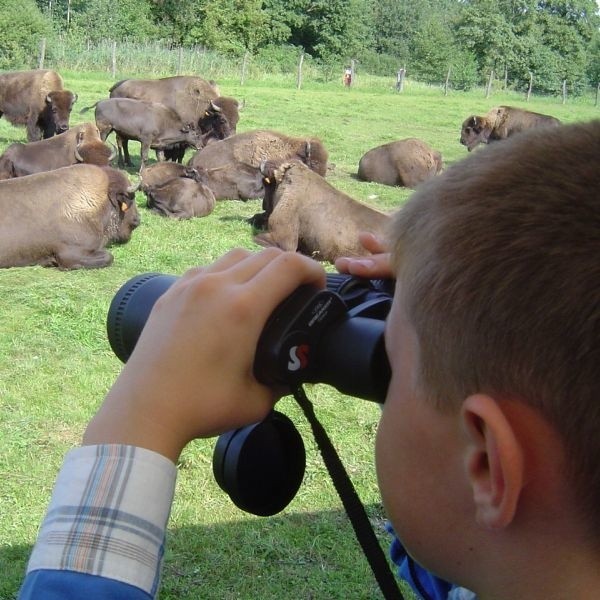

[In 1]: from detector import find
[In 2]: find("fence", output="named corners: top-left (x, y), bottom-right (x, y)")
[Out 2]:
top-left (27, 38), bottom-right (600, 105)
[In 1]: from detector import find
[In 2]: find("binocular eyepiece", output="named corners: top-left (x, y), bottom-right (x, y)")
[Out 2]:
top-left (107, 272), bottom-right (393, 515)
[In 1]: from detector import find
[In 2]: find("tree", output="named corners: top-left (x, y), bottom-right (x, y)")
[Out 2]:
top-left (0, 0), bottom-right (53, 69)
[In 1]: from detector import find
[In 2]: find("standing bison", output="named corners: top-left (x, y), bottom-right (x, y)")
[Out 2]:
top-left (188, 129), bottom-right (329, 200)
top-left (0, 69), bottom-right (77, 141)
top-left (252, 160), bottom-right (391, 263)
top-left (357, 138), bottom-right (443, 188)
top-left (0, 122), bottom-right (113, 179)
top-left (460, 105), bottom-right (561, 151)
top-left (93, 98), bottom-right (204, 169)
top-left (0, 164), bottom-right (140, 269)
top-left (109, 76), bottom-right (240, 141)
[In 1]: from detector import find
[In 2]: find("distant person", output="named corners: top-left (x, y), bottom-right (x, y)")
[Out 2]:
top-left (18, 120), bottom-right (600, 600)
top-left (343, 67), bottom-right (352, 87)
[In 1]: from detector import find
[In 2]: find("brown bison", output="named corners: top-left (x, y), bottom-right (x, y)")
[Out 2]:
top-left (357, 138), bottom-right (443, 188)
top-left (109, 76), bottom-right (239, 140)
top-left (188, 129), bottom-right (329, 200)
top-left (252, 160), bottom-right (391, 263)
top-left (0, 122), bottom-right (114, 179)
top-left (460, 105), bottom-right (561, 151)
top-left (139, 162), bottom-right (216, 219)
top-left (0, 69), bottom-right (77, 141)
top-left (0, 164), bottom-right (140, 269)
top-left (93, 98), bottom-right (204, 169)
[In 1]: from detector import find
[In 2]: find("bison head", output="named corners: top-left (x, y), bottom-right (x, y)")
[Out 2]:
top-left (44, 91), bottom-right (78, 135)
top-left (197, 100), bottom-right (234, 143)
top-left (460, 115), bottom-right (494, 152)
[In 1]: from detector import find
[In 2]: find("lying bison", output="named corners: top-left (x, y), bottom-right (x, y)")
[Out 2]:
top-left (0, 164), bottom-right (140, 269)
top-left (93, 98), bottom-right (204, 169)
top-left (357, 138), bottom-right (443, 188)
top-left (0, 69), bottom-right (77, 141)
top-left (140, 162), bottom-right (215, 219)
top-left (252, 160), bottom-right (391, 263)
top-left (460, 105), bottom-right (561, 151)
top-left (188, 129), bottom-right (329, 200)
top-left (0, 122), bottom-right (114, 179)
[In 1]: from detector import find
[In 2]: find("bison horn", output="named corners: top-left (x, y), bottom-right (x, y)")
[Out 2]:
top-left (305, 141), bottom-right (312, 159)
top-left (74, 144), bottom-right (84, 163)
top-left (108, 142), bottom-right (117, 162)
top-left (127, 181), bottom-right (141, 194)
top-left (209, 100), bottom-right (222, 112)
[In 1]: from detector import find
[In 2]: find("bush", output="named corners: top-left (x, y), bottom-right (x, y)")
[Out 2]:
top-left (0, 0), bottom-right (54, 70)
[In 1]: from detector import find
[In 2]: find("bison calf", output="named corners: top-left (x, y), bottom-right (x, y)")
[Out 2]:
top-left (0, 164), bottom-right (140, 269)
top-left (140, 163), bottom-right (216, 219)
top-left (460, 105), bottom-right (561, 151)
top-left (357, 138), bottom-right (443, 188)
top-left (0, 69), bottom-right (77, 141)
top-left (253, 160), bottom-right (391, 263)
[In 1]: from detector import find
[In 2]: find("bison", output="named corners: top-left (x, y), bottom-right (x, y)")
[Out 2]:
top-left (460, 105), bottom-right (561, 151)
top-left (252, 160), bottom-right (391, 264)
top-left (0, 164), bottom-right (140, 269)
top-left (139, 162), bottom-right (216, 219)
top-left (0, 122), bottom-right (114, 179)
top-left (188, 129), bottom-right (329, 200)
top-left (0, 69), bottom-right (77, 141)
top-left (92, 98), bottom-right (204, 169)
top-left (357, 138), bottom-right (443, 188)
top-left (109, 75), bottom-right (240, 140)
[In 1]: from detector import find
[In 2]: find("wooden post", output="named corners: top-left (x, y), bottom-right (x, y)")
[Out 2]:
top-left (38, 38), bottom-right (46, 69)
top-left (562, 79), bottom-right (567, 104)
top-left (240, 51), bottom-right (249, 86)
top-left (485, 69), bottom-right (494, 98)
top-left (526, 72), bottom-right (533, 101)
top-left (177, 47), bottom-right (183, 75)
top-left (396, 67), bottom-right (405, 92)
top-left (111, 41), bottom-right (117, 79)
top-left (595, 82), bottom-right (599, 107)
top-left (503, 65), bottom-right (508, 89)
top-left (296, 52), bottom-right (304, 90)
top-left (350, 59), bottom-right (356, 86)
top-left (444, 67), bottom-right (451, 96)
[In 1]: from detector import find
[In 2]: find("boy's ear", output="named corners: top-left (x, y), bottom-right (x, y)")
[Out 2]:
top-left (461, 394), bottom-right (525, 529)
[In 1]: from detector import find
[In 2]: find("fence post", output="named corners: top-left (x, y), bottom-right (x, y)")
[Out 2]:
top-left (562, 79), bottom-right (567, 104)
top-left (444, 67), bottom-right (451, 96)
top-left (111, 41), bottom-right (117, 79)
top-left (240, 51), bottom-right (249, 86)
top-left (503, 65), bottom-right (508, 90)
top-left (296, 52), bottom-right (304, 90)
top-left (526, 72), bottom-right (533, 101)
top-left (485, 69), bottom-right (494, 98)
top-left (396, 67), bottom-right (405, 92)
top-left (596, 82), bottom-right (599, 107)
top-left (38, 38), bottom-right (46, 69)
top-left (177, 47), bottom-right (183, 75)
top-left (350, 59), bottom-right (356, 86)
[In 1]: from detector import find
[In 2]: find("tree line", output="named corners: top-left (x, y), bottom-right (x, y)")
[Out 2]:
top-left (2, 0), bottom-right (599, 95)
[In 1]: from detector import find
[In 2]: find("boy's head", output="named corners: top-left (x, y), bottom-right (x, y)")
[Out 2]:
top-left (377, 120), bottom-right (600, 586)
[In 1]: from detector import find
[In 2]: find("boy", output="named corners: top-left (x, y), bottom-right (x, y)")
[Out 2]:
top-left (20, 120), bottom-right (600, 598)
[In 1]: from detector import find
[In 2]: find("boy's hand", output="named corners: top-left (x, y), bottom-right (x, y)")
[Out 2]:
top-left (334, 232), bottom-right (394, 279)
top-left (83, 248), bottom-right (326, 462)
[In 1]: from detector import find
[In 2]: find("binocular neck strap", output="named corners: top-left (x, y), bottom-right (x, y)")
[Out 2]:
top-left (293, 386), bottom-right (404, 600)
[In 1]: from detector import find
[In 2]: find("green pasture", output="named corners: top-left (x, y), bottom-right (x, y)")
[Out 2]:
top-left (0, 72), bottom-right (597, 599)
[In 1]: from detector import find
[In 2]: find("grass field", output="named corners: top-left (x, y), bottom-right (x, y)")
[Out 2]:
top-left (0, 71), bottom-right (598, 599)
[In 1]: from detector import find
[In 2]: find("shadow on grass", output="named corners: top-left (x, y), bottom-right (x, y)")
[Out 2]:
top-left (1, 504), bottom-right (407, 600)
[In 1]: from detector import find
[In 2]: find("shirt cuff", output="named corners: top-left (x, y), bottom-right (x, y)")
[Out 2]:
top-left (26, 444), bottom-right (177, 597)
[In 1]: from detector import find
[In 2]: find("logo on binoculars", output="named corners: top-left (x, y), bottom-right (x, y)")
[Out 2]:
top-left (288, 344), bottom-right (309, 371)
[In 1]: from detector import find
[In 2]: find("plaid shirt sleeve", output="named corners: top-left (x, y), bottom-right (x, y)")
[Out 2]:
top-left (23, 444), bottom-right (177, 598)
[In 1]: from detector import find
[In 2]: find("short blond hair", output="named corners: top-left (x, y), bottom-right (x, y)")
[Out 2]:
top-left (391, 120), bottom-right (600, 537)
